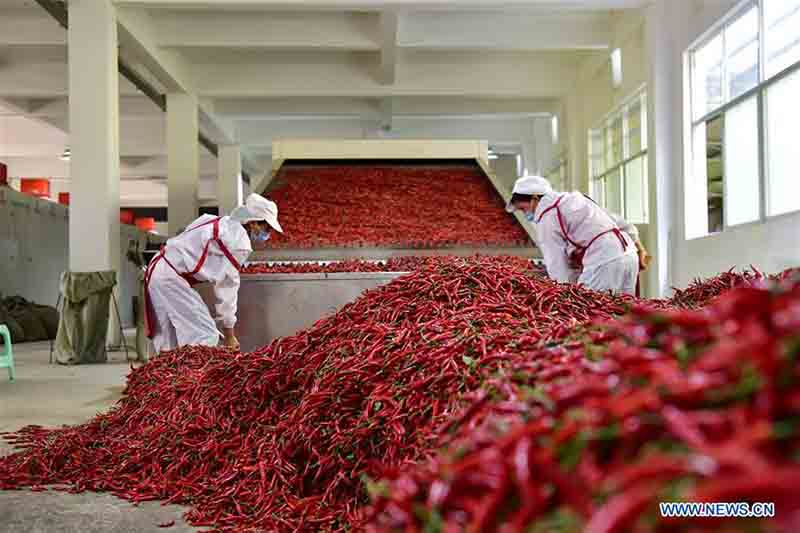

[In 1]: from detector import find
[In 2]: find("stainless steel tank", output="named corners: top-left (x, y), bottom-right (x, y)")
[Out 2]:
top-left (196, 271), bottom-right (407, 353)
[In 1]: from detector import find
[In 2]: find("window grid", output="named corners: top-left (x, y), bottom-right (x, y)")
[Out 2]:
top-left (589, 90), bottom-right (649, 223)
top-left (689, 0), bottom-right (800, 235)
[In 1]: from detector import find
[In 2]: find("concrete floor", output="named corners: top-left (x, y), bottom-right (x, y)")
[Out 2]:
top-left (0, 341), bottom-right (197, 532)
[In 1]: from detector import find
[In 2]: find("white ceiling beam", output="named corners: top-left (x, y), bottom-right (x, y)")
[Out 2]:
top-left (117, 8), bottom-right (262, 170)
top-left (378, 12), bottom-right (398, 84)
top-left (192, 51), bottom-right (581, 98)
top-left (392, 96), bottom-right (560, 115)
top-left (154, 11), bottom-right (378, 50)
top-left (235, 115), bottom-right (543, 146)
top-left (116, 6), bottom-right (196, 93)
top-left (8, 96), bottom-right (163, 119)
top-left (214, 97), bottom-right (381, 118)
top-left (0, 61), bottom-right (143, 98)
top-left (400, 12), bottom-right (611, 50)
top-left (114, 1), bottom-right (649, 10)
top-left (0, 8), bottom-right (65, 46)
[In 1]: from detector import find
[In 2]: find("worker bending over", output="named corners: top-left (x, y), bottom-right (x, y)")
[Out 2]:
top-left (507, 176), bottom-right (650, 295)
top-left (144, 193), bottom-right (283, 353)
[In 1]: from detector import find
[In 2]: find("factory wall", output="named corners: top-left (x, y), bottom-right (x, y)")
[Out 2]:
top-left (0, 187), bottom-right (160, 328)
top-left (669, 0), bottom-right (800, 287)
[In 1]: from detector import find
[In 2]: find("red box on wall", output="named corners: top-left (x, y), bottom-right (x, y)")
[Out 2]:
top-left (58, 192), bottom-right (70, 205)
top-left (120, 210), bottom-right (135, 225)
top-left (21, 178), bottom-right (50, 198)
top-left (0, 163), bottom-right (7, 186)
top-left (135, 217), bottom-right (156, 232)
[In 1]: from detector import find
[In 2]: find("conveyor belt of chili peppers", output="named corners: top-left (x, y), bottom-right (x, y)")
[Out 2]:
top-left (242, 255), bottom-right (541, 275)
top-left (1, 259), bottom-right (798, 533)
top-left (262, 165), bottom-right (530, 249)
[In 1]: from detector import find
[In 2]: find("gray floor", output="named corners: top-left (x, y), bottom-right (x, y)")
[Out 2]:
top-left (0, 341), bottom-right (197, 532)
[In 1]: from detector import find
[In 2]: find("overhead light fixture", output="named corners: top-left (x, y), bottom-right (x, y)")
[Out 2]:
top-left (488, 154), bottom-right (499, 160)
top-left (60, 148), bottom-right (70, 161)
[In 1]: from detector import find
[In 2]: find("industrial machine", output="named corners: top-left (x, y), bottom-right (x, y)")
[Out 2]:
top-left (198, 139), bottom-right (539, 352)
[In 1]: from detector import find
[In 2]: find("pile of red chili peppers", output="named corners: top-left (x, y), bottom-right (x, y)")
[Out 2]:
top-left (0, 259), bottom-right (797, 532)
top-left (263, 165), bottom-right (530, 249)
top-left (242, 256), bottom-right (539, 275)
top-left (669, 267), bottom-right (765, 309)
top-left (0, 257), bottom-right (630, 531)
top-left (366, 271), bottom-right (800, 532)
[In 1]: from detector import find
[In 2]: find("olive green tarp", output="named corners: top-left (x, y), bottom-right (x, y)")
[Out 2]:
top-left (54, 271), bottom-right (117, 365)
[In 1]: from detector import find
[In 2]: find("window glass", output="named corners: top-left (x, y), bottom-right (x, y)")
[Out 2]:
top-left (593, 177), bottom-right (606, 208)
top-left (688, 123), bottom-right (711, 239)
top-left (624, 155), bottom-right (648, 224)
top-left (605, 168), bottom-right (623, 216)
top-left (640, 94), bottom-right (649, 151)
top-left (628, 102), bottom-right (642, 156)
top-left (725, 7), bottom-right (760, 99)
top-left (610, 117), bottom-right (623, 166)
top-left (706, 115), bottom-right (724, 233)
top-left (589, 130), bottom-right (605, 177)
top-left (724, 97), bottom-right (761, 225)
top-left (766, 67), bottom-right (800, 215)
top-left (693, 34), bottom-right (724, 119)
top-left (765, 0), bottom-right (800, 78)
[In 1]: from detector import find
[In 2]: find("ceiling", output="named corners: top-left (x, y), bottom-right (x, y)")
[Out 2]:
top-left (0, 0), bottom-right (646, 204)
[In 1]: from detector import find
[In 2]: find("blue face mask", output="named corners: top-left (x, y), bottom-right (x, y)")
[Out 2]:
top-left (524, 212), bottom-right (537, 223)
top-left (251, 229), bottom-right (271, 242)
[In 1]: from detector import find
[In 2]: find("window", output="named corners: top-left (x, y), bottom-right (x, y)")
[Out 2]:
top-left (765, 0), bottom-right (800, 77)
top-left (765, 67), bottom-right (800, 215)
top-left (589, 89), bottom-right (649, 223)
top-left (687, 0), bottom-right (800, 237)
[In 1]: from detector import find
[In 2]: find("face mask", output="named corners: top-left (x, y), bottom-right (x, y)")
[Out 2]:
top-left (251, 228), bottom-right (271, 242)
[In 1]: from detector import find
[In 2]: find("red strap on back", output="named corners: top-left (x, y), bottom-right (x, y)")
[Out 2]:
top-left (537, 195), bottom-right (583, 250)
top-left (535, 194), bottom-right (629, 271)
top-left (182, 217), bottom-right (242, 280)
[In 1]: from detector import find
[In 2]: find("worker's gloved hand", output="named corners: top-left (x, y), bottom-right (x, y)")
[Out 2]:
top-left (222, 328), bottom-right (240, 351)
top-left (636, 241), bottom-right (652, 271)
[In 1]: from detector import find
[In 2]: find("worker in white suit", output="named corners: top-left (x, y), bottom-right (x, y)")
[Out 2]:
top-left (143, 193), bottom-right (283, 353)
top-left (507, 175), bottom-right (650, 295)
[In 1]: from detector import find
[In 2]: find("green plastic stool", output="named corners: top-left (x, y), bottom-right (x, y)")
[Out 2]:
top-left (0, 324), bottom-right (15, 381)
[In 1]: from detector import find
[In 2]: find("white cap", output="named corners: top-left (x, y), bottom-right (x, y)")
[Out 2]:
top-left (505, 175), bottom-right (553, 212)
top-left (231, 193), bottom-right (284, 233)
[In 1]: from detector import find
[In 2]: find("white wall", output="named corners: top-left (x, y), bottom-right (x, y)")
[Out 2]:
top-left (0, 187), bottom-right (162, 327)
top-left (561, 10), bottom-right (647, 193)
top-left (670, 0), bottom-right (800, 286)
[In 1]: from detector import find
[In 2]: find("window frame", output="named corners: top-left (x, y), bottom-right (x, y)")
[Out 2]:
top-left (687, 0), bottom-right (800, 237)
top-left (588, 86), bottom-right (649, 223)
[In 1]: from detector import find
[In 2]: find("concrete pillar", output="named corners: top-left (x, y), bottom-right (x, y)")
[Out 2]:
top-left (167, 93), bottom-right (199, 235)
top-left (67, 0), bottom-right (120, 273)
top-left (645, 0), bottom-right (692, 297)
top-left (217, 145), bottom-right (242, 215)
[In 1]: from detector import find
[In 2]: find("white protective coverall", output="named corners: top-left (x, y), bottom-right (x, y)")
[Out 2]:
top-left (145, 215), bottom-right (252, 353)
top-left (534, 192), bottom-right (640, 295)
